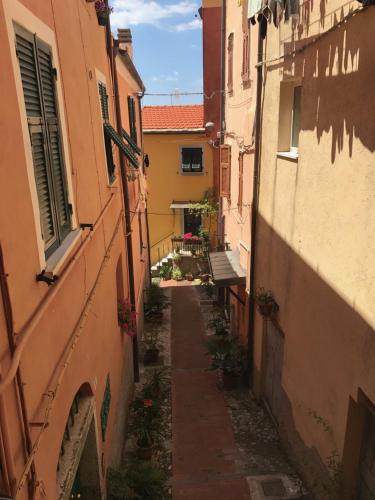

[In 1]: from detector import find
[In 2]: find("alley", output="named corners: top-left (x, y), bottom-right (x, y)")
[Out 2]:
top-left (171, 286), bottom-right (251, 499)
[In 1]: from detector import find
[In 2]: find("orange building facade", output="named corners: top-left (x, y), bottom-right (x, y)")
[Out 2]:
top-left (0, 1), bottom-right (148, 499)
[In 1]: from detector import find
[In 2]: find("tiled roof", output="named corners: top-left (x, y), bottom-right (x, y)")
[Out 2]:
top-left (142, 105), bottom-right (204, 131)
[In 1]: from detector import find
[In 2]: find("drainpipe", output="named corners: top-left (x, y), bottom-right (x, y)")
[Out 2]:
top-left (247, 28), bottom-right (264, 383)
top-left (219, 0), bottom-right (226, 247)
top-left (110, 40), bottom-right (140, 382)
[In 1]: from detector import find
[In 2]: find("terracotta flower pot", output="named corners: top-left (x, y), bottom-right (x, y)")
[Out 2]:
top-left (136, 441), bottom-right (153, 460)
top-left (222, 371), bottom-right (240, 390)
top-left (97, 13), bottom-right (108, 26)
top-left (143, 348), bottom-right (159, 365)
top-left (258, 302), bottom-right (274, 317)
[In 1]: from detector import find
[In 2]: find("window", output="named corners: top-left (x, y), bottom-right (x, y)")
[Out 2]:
top-left (227, 33), bottom-right (234, 94)
top-left (127, 96), bottom-right (137, 145)
top-left (242, 0), bottom-right (250, 84)
top-left (15, 27), bottom-right (71, 258)
top-left (220, 144), bottom-right (231, 198)
top-left (98, 83), bottom-right (139, 180)
top-left (277, 82), bottom-right (302, 158)
top-left (241, 30), bottom-right (250, 83)
top-left (238, 154), bottom-right (244, 216)
top-left (291, 86), bottom-right (301, 150)
top-left (138, 211), bottom-right (143, 254)
top-left (181, 147), bottom-right (203, 174)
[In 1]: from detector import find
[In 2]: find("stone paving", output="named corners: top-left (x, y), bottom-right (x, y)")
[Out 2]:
top-left (170, 284), bottom-right (308, 500)
top-left (171, 286), bottom-right (250, 500)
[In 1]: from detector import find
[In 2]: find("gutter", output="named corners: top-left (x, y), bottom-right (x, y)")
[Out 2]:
top-left (247, 28), bottom-right (264, 383)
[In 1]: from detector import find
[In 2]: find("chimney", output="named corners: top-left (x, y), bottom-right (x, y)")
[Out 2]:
top-left (118, 28), bottom-right (133, 59)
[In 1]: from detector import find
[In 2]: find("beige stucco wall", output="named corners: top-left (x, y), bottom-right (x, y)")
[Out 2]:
top-left (253, 1), bottom-right (375, 496)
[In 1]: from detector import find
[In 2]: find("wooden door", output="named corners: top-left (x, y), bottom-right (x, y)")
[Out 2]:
top-left (264, 322), bottom-right (284, 419)
top-left (359, 412), bottom-right (375, 500)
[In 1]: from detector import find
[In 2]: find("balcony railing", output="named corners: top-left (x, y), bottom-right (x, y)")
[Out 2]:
top-left (171, 237), bottom-right (210, 256)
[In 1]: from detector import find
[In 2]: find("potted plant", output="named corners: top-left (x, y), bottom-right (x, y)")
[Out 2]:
top-left (94, 1), bottom-right (113, 26)
top-left (142, 368), bottom-right (169, 401)
top-left (159, 265), bottom-right (172, 281)
top-left (130, 396), bottom-right (162, 460)
top-left (200, 273), bottom-right (211, 283)
top-left (144, 283), bottom-right (169, 322)
top-left (172, 268), bottom-right (183, 281)
top-left (185, 272), bottom-right (194, 281)
top-left (173, 252), bottom-right (182, 264)
top-left (117, 299), bottom-right (137, 336)
top-left (254, 287), bottom-right (278, 317)
top-left (143, 326), bottom-right (161, 365)
top-left (208, 315), bottom-right (228, 335)
top-left (206, 336), bottom-right (245, 389)
top-left (108, 462), bottom-right (167, 499)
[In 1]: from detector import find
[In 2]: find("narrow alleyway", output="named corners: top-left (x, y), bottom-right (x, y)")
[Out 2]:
top-left (171, 286), bottom-right (251, 499)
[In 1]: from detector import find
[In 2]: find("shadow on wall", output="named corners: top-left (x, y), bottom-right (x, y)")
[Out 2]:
top-left (271, 4), bottom-right (375, 163)
top-left (254, 214), bottom-right (375, 500)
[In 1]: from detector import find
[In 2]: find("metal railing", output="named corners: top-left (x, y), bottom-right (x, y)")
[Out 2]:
top-left (171, 237), bottom-right (210, 256)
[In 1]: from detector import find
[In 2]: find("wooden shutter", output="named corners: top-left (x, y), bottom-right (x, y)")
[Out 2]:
top-left (127, 96), bottom-right (137, 144)
top-left (242, 31), bottom-right (250, 82)
top-left (227, 34), bottom-right (234, 94)
top-left (99, 82), bottom-right (109, 122)
top-left (238, 154), bottom-right (244, 215)
top-left (220, 144), bottom-right (231, 198)
top-left (16, 31), bottom-right (58, 253)
top-left (36, 41), bottom-right (70, 240)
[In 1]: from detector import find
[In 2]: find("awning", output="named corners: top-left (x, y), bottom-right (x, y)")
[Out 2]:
top-left (208, 251), bottom-right (246, 287)
top-left (169, 201), bottom-right (195, 209)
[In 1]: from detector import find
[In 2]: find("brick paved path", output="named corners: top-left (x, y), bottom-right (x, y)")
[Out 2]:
top-left (171, 286), bottom-right (251, 500)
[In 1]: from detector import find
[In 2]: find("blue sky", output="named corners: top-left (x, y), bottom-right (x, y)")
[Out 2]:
top-left (110, 0), bottom-right (203, 106)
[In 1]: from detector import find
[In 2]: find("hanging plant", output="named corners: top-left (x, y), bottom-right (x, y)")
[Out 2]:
top-left (118, 299), bottom-right (137, 336)
top-left (95, 1), bottom-right (113, 25)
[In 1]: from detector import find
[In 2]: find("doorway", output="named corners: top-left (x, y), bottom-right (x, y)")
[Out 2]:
top-left (263, 321), bottom-right (285, 419)
top-left (358, 410), bottom-right (375, 499)
top-left (183, 209), bottom-right (201, 236)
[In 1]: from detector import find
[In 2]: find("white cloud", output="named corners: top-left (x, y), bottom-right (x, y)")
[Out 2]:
top-left (111, 0), bottom-right (198, 29)
top-left (151, 71), bottom-right (180, 82)
top-left (172, 18), bottom-right (202, 32)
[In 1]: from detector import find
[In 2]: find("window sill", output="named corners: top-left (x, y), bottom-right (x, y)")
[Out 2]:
top-left (180, 171), bottom-right (205, 176)
top-left (277, 151), bottom-right (299, 162)
top-left (45, 229), bottom-right (82, 274)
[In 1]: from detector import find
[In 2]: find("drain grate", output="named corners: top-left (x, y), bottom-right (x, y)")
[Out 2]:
top-left (261, 479), bottom-right (287, 497)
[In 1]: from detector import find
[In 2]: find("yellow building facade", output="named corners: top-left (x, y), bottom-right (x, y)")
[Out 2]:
top-left (143, 105), bottom-right (214, 265)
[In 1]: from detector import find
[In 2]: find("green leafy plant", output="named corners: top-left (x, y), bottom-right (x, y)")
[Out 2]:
top-left (172, 252), bottom-right (182, 263)
top-left (108, 463), bottom-right (167, 500)
top-left (143, 326), bottom-right (161, 352)
top-left (200, 279), bottom-right (215, 299)
top-left (208, 315), bottom-right (228, 334)
top-left (189, 188), bottom-right (218, 217)
top-left (144, 284), bottom-right (169, 321)
top-left (130, 395), bottom-right (163, 447)
top-left (254, 287), bottom-right (274, 304)
top-left (206, 336), bottom-right (245, 375)
top-left (198, 227), bottom-right (210, 241)
top-left (172, 268), bottom-right (182, 280)
top-left (159, 265), bottom-right (172, 280)
top-left (142, 368), bottom-right (169, 401)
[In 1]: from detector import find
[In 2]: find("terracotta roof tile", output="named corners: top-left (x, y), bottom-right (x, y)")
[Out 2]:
top-left (142, 104), bottom-right (204, 130)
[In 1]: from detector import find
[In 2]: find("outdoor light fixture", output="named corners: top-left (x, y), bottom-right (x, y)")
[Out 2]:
top-left (205, 121), bottom-right (215, 131)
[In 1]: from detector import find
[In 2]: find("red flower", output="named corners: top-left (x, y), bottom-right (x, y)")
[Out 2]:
top-left (143, 399), bottom-right (153, 408)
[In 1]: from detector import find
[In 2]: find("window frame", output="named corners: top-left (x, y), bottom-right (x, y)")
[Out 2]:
top-left (179, 145), bottom-right (204, 176)
top-left (277, 81), bottom-right (302, 160)
top-left (98, 81), bottom-right (116, 184)
top-left (227, 33), bottom-right (234, 95)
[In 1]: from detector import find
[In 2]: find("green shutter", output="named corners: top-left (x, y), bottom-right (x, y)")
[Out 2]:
top-left (127, 96), bottom-right (137, 145)
top-left (122, 128), bottom-right (141, 155)
top-left (36, 41), bottom-right (70, 239)
top-left (104, 124), bottom-right (139, 168)
top-left (100, 376), bottom-right (111, 441)
top-left (99, 82), bottom-right (109, 122)
top-left (16, 28), bottom-right (71, 257)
